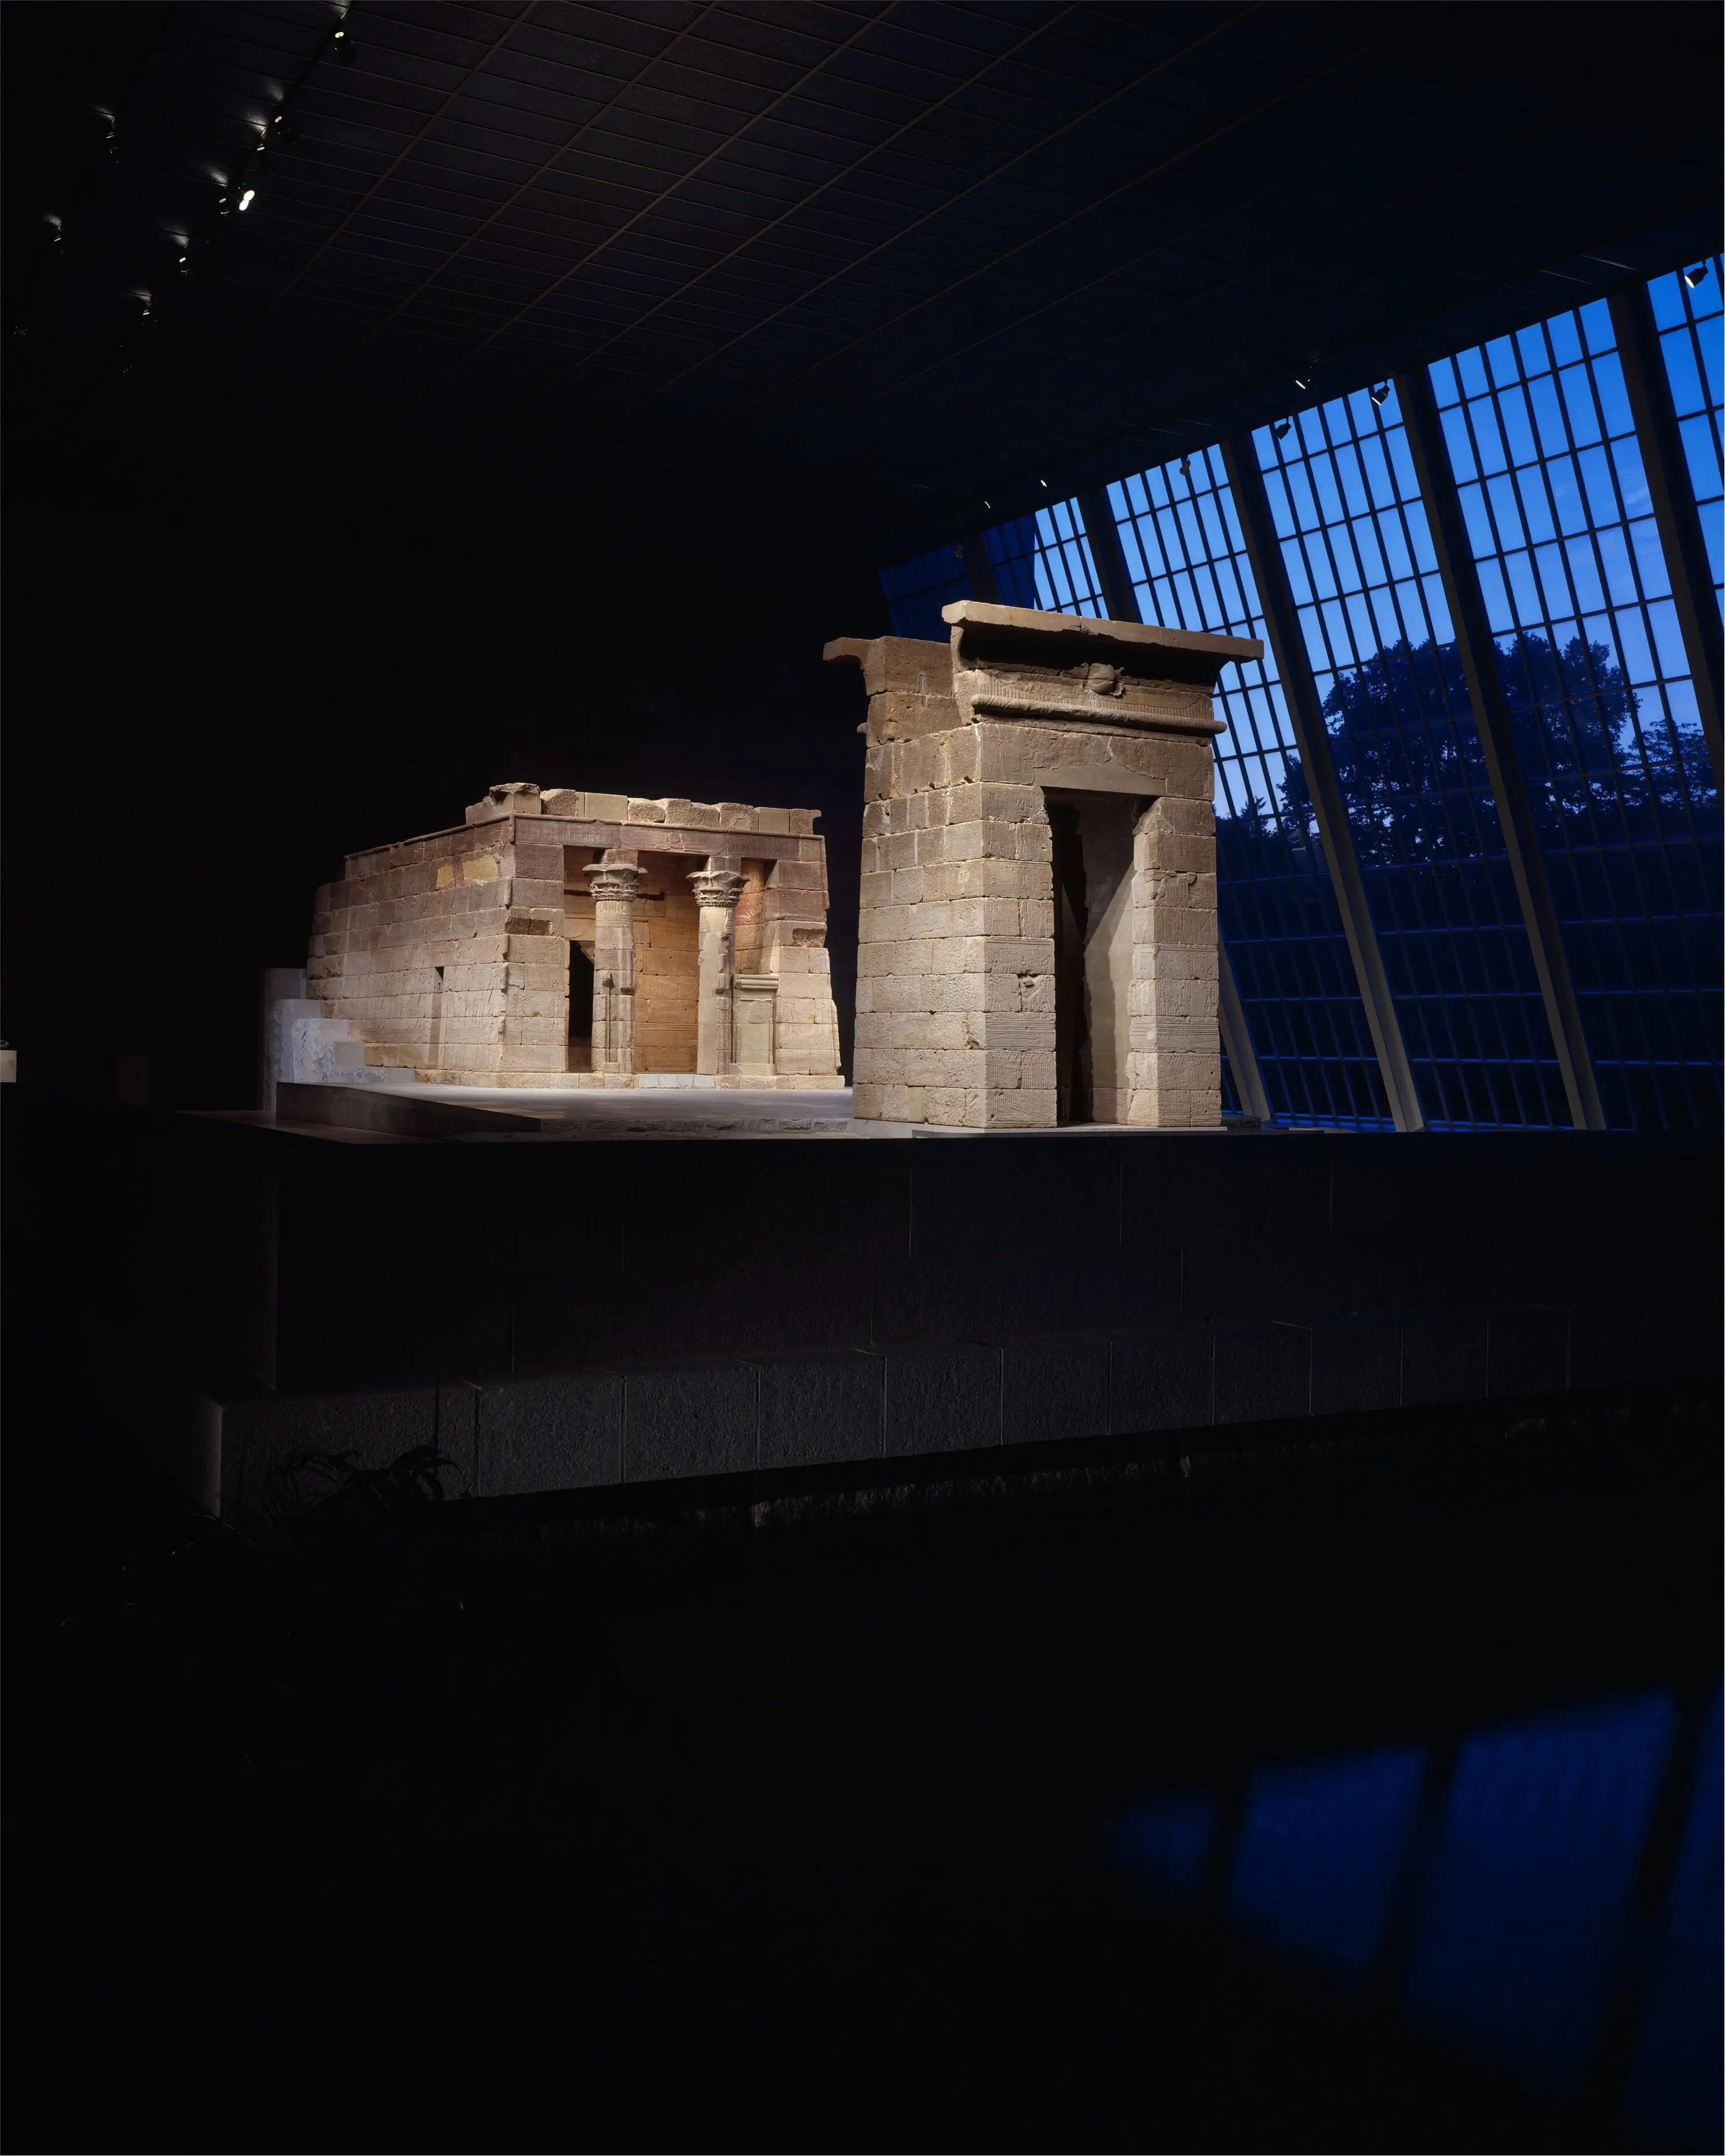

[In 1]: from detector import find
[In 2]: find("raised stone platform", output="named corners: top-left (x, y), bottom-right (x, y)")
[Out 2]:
top-left (123, 1105), bottom-right (1720, 1522)
top-left (412, 1071), bottom-right (847, 1090)
top-left (266, 1080), bottom-right (1266, 1141)
top-left (185, 1308), bottom-right (1720, 1524)
top-left (271, 1080), bottom-right (866, 1140)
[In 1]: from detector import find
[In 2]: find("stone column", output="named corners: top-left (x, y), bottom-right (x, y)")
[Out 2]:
top-left (689, 860), bottom-right (747, 1075)
top-left (584, 856), bottom-right (645, 1075)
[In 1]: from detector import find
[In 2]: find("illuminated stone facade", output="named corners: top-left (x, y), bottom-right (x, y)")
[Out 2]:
top-left (294, 785), bottom-right (842, 1089)
top-left (829, 601), bottom-right (1259, 1130)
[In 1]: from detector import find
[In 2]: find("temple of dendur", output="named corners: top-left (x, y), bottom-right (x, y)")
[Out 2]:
top-left (272, 601), bottom-right (1255, 1120)
top-left (282, 785), bottom-right (843, 1088)
top-left (828, 601), bottom-right (1262, 1131)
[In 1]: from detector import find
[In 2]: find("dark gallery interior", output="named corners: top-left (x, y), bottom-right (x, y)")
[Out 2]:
top-left (3, 3), bottom-right (1720, 2149)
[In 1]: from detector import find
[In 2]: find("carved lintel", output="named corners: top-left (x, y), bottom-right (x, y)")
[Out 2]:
top-left (953, 674), bottom-right (1226, 736)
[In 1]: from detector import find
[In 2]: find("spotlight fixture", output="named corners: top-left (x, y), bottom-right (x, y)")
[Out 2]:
top-left (1683, 262), bottom-right (1709, 290)
top-left (216, 189), bottom-right (233, 215)
top-left (332, 21), bottom-right (353, 61)
top-left (177, 251), bottom-right (191, 275)
top-left (1273, 419), bottom-right (1292, 441)
top-left (239, 188), bottom-right (257, 211)
top-left (270, 112), bottom-right (297, 147)
top-left (1293, 370), bottom-right (1314, 392)
top-left (1369, 382), bottom-right (1391, 407)
top-left (1039, 478), bottom-right (1048, 489)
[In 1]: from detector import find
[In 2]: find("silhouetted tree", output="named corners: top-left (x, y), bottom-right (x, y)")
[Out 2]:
top-left (1214, 630), bottom-right (1649, 874)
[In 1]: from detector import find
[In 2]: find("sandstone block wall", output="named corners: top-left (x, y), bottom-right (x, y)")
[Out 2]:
top-left (830, 605), bottom-right (1257, 1131)
top-left (309, 785), bottom-right (841, 1084)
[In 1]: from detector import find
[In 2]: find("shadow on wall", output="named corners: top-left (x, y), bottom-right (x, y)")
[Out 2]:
top-left (1, 510), bottom-right (885, 1108)
top-left (1113, 1686), bottom-right (1724, 2151)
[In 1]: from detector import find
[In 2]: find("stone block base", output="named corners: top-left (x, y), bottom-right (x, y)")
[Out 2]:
top-left (173, 1295), bottom-right (1720, 1522)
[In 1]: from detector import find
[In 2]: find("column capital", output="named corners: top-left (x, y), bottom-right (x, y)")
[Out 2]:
top-left (585, 858), bottom-right (646, 901)
top-left (689, 865), bottom-right (746, 909)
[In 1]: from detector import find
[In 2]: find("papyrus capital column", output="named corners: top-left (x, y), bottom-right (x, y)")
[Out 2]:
top-left (584, 855), bottom-right (645, 1073)
top-left (689, 860), bottom-right (747, 1075)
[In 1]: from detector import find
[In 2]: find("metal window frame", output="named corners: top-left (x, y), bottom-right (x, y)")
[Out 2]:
top-left (1607, 282), bottom-right (1724, 783)
top-left (1221, 436), bottom-right (1427, 1132)
top-left (1394, 367), bottom-right (1607, 1131)
top-left (1217, 936), bottom-right (1272, 1124)
top-left (1075, 488), bottom-right (1139, 623)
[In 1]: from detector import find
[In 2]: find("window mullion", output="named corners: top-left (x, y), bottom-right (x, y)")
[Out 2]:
top-left (1397, 366), bottom-right (1607, 1130)
top-left (1223, 435), bottom-right (1427, 1132)
top-left (1608, 282), bottom-right (1724, 781)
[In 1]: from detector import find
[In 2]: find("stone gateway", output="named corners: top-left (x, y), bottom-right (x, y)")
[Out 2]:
top-left (828, 601), bottom-right (1262, 1130)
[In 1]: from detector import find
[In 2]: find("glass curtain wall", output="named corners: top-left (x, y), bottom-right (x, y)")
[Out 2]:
top-left (1253, 389), bottom-right (1570, 1125)
top-left (879, 504), bottom-right (1106, 631)
top-left (876, 266), bottom-right (1723, 1130)
top-left (985, 499), bottom-right (1107, 613)
top-left (1108, 451), bottom-right (1390, 1123)
top-left (879, 542), bottom-right (968, 640)
top-left (1432, 301), bottom-right (1722, 1129)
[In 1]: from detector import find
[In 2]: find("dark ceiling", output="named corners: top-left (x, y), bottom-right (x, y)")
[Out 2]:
top-left (4, 0), bottom-right (1719, 591)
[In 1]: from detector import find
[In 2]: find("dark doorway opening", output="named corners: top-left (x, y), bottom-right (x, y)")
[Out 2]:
top-left (1049, 801), bottom-right (1090, 1125)
top-left (429, 966), bottom-right (444, 1069)
top-left (568, 942), bottom-right (595, 1072)
top-left (1046, 790), bottom-right (1143, 1125)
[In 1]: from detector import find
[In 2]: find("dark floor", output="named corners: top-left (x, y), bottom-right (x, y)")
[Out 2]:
top-left (5, 1379), bottom-right (1720, 2153)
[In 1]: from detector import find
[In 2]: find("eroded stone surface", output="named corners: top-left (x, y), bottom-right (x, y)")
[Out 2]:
top-left (828, 600), bottom-right (1259, 1131)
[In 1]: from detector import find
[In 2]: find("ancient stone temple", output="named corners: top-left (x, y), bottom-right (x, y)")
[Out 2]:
top-left (290, 785), bottom-right (842, 1088)
top-left (827, 600), bottom-right (1260, 1130)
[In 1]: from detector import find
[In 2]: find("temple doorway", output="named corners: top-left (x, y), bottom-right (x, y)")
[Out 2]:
top-left (634, 853), bottom-right (701, 1070)
top-left (1046, 789), bottom-right (1142, 1125)
top-left (567, 942), bottom-right (595, 1071)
